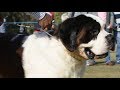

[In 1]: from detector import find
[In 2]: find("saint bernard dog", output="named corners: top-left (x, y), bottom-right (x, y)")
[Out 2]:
top-left (22, 14), bottom-right (114, 78)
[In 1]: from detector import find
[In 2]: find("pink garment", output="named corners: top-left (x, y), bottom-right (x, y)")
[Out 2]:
top-left (98, 12), bottom-right (107, 22)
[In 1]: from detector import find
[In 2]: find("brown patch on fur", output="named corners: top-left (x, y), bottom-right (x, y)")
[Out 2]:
top-left (76, 28), bottom-right (87, 45)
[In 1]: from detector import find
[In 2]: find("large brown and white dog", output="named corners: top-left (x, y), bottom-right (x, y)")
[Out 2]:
top-left (22, 14), bottom-right (114, 78)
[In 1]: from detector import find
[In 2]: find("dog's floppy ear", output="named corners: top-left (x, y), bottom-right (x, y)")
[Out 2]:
top-left (60, 30), bottom-right (78, 52)
top-left (69, 31), bottom-right (77, 51)
top-left (57, 18), bottom-right (78, 52)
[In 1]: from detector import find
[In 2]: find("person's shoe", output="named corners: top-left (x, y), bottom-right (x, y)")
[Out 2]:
top-left (86, 59), bottom-right (96, 66)
top-left (105, 61), bottom-right (115, 66)
top-left (116, 61), bottom-right (120, 64)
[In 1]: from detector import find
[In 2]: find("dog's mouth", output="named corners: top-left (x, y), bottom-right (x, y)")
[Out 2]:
top-left (84, 48), bottom-right (108, 59)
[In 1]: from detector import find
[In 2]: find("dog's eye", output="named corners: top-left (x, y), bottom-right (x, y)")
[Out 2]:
top-left (93, 29), bottom-right (99, 35)
top-left (90, 29), bottom-right (99, 35)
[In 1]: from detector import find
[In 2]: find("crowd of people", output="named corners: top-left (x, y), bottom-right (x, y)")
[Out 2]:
top-left (0, 12), bottom-right (120, 66)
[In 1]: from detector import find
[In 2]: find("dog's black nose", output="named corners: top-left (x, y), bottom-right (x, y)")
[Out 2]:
top-left (105, 34), bottom-right (115, 51)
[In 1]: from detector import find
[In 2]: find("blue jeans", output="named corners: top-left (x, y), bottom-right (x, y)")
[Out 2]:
top-left (105, 30), bottom-right (120, 62)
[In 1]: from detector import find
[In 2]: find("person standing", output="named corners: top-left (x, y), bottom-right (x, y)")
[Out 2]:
top-left (102, 12), bottom-right (116, 65)
top-left (25, 12), bottom-right (53, 32)
top-left (106, 12), bottom-right (120, 64)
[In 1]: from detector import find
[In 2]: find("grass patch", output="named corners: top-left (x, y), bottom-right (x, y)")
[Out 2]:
top-left (83, 51), bottom-right (120, 78)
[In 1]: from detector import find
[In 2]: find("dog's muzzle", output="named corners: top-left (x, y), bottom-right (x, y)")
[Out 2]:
top-left (84, 48), bottom-right (108, 59)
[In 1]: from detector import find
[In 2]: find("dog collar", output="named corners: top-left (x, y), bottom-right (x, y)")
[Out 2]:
top-left (67, 50), bottom-right (86, 61)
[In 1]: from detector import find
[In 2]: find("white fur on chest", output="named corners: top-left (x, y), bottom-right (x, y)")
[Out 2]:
top-left (22, 33), bottom-right (86, 78)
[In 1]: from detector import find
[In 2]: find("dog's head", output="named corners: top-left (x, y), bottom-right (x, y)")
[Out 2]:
top-left (56, 14), bottom-right (114, 60)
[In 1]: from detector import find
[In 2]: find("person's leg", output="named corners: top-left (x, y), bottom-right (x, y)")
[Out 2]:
top-left (116, 31), bottom-right (120, 64)
top-left (105, 30), bottom-right (118, 65)
top-left (105, 51), bottom-right (115, 65)
top-left (105, 51), bottom-right (111, 63)
top-left (104, 27), bottom-right (114, 64)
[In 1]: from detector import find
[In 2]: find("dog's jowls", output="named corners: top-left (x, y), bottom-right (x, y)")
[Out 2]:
top-left (22, 14), bottom-right (114, 78)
